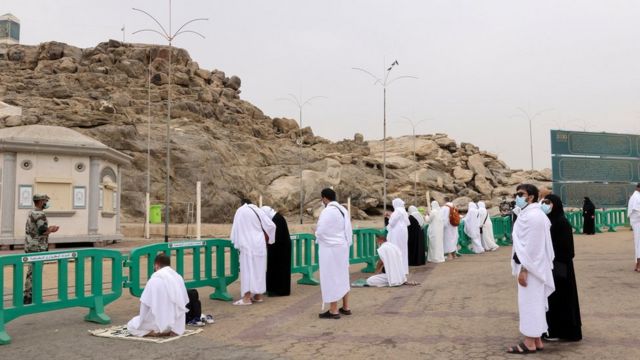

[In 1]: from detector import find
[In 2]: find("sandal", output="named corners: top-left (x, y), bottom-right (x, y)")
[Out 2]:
top-left (318, 310), bottom-right (340, 319)
top-left (232, 299), bottom-right (252, 306)
top-left (506, 342), bottom-right (537, 354)
top-left (339, 307), bottom-right (352, 315)
top-left (202, 314), bottom-right (215, 324)
top-left (251, 297), bottom-right (264, 303)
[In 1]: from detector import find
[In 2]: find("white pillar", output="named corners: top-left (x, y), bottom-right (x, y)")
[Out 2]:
top-left (0, 153), bottom-right (17, 241)
top-left (196, 181), bottom-right (201, 240)
top-left (144, 192), bottom-right (150, 239)
top-left (88, 157), bottom-right (100, 237)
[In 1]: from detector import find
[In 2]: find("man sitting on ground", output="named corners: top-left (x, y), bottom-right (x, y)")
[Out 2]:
top-left (127, 254), bottom-right (189, 337)
top-left (366, 236), bottom-right (407, 287)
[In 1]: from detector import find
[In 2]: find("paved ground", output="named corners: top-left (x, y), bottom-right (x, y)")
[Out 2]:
top-left (2, 229), bottom-right (640, 359)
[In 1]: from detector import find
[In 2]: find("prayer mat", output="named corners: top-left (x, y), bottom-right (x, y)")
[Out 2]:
top-left (89, 325), bottom-right (202, 343)
top-left (350, 278), bottom-right (369, 287)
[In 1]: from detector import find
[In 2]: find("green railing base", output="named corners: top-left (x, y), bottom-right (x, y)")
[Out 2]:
top-left (360, 262), bottom-right (376, 273)
top-left (84, 297), bottom-right (111, 324)
top-left (0, 330), bottom-right (10, 346)
top-left (209, 290), bottom-right (233, 302)
top-left (297, 275), bottom-right (319, 286)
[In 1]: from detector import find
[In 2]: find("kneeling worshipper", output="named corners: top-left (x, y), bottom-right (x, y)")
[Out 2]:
top-left (127, 254), bottom-right (189, 337)
top-left (507, 184), bottom-right (555, 354)
top-left (230, 200), bottom-right (277, 305)
top-left (387, 198), bottom-right (410, 276)
top-left (464, 202), bottom-right (484, 254)
top-left (366, 236), bottom-right (407, 287)
top-left (407, 205), bottom-right (426, 266)
top-left (478, 202), bottom-right (499, 251)
top-left (261, 206), bottom-right (292, 296)
top-left (425, 201), bottom-right (445, 263)
top-left (316, 188), bottom-right (353, 319)
top-left (542, 194), bottom-right (582, 342)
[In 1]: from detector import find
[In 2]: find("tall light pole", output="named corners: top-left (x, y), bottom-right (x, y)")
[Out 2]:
top-left (132, 0), bottom-right (208, 242)
top-left (399, 116), bottom-right (428, 205)
top-left (277, 94), bottom-right (326, 224)
top-left (514, 107), bottom-right (553, 170)
top-left (353, 60), bottom-right (417, 212)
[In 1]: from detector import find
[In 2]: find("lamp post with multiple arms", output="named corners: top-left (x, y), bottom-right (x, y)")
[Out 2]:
top-left (513, 107), bottom-right (554, 170)
top-left (132, 0), bottom-right (208, 242)
top-left (353, 60), bottom-right (417, 212)
top-left (276, 94), bottom-right (327, 224)
top-left (399, 116), bottom-right (428, 205)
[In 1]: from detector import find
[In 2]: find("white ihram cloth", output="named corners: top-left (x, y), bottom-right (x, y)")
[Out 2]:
top-left (425, 201), bottom-right (445, 263)
top-left (127, 266), bottom-right (189, 337)
top-left (387, 198), bottom-right (410, 275)
top-left (478, 202), bottom-right (499, 251)
top-left (441, 203), bottom-right (459, 254)
top-left (628, 190), bottom-right (640, 259)
top-left (366, 242), bottom-right (407, 287)
top-left (231, 203), bottom-right (277, 295)
top-left (316, 201), bottom-right (353, 303)
top-left (464, 202), bottom-right (484, 254)
top-left (511, 202), bottom-right (556, 338)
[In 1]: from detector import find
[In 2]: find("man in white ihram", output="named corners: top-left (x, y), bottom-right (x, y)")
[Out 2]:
top-left (316, 188), bottom-right (353, 319)
top-left (507, 184), bottom-right (555, 354)
top-left (628, 183), bottom-right (640, 272)
top-left (464, 202), bottom-right (484, 254)
top-left (366, 235), bottom-right (407, 287)
top-left (231, 199), bottom-right (277, 305)
top-left (127, 254), bottom-right (189, 337)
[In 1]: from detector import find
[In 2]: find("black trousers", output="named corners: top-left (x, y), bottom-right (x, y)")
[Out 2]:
top-left (185, 289), bottom-right (202, 322)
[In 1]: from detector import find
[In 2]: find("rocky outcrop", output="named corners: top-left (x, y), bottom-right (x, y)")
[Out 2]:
top-left (0, 40), bottom-right (551, 222)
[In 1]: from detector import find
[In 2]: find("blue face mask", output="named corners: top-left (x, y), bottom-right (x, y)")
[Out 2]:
top-left (541, 203), bottom-right (552, 215)
top-left (515, 196), bottom-right (527, 208)
top-left (43, 202), bottom-right (50, 210)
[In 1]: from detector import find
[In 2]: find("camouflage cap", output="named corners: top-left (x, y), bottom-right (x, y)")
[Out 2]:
top-left (32, 194), bottom-right (50, 201)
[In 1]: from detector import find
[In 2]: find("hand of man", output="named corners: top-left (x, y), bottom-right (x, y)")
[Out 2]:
top-left (518, 269), bottom-right (528, 287)
top-left (47, 225), bottom-right (60, 234)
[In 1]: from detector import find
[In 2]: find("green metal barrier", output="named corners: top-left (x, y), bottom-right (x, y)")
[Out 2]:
top-left (351, 228), bottom-right (383, 273)
top-left (290, 233), bottom-right (319, 285)
top-left (594, 210), bottom-right (605, 233)
top-left (127, 239), bottom-right (238, 301)
top-left (457, 220), bottom-right (474, 254)
top-left (565, 211), bottom-right (584, 234)
top-left (603, 209), bottom-right (629, 232)
top-left (491, 216), bottom-right (511, 246)
top-left (0, 249), bottom-right (124, 345)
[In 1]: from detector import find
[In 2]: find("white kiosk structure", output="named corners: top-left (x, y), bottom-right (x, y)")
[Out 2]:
top-left (0, 13), bottom-right (20, 45)
top-left (0, 125), bottom-right (131, 247)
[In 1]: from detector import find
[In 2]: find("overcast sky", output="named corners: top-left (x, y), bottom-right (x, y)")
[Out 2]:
top-left (5, 0), bottom-right (640, 169)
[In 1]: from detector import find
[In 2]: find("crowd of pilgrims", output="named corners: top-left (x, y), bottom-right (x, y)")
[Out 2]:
top-left (126, 188), bottom-right (583, 350)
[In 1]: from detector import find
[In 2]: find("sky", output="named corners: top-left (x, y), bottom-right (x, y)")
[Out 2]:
top-left (4, 0), bottom-right (640, 170)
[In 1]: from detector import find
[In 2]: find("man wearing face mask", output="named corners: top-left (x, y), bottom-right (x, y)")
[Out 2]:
top-left (507, 184), bottom-right (555, 354)
top-left (23, 194), bottom-right (60, 304)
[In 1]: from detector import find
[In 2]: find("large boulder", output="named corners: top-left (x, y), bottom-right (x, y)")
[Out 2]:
top-left (453, 166), bottom-right (474, 183)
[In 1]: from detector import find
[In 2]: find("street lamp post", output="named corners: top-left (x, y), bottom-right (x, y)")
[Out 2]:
top-left (353, 61), bottom-right (417, 212)
top-left (132, 0), bottom-right (208, 242)
top-left (277, 94), bottom-right (326, 224)
top-left (399, 116), bottom-right (428, 205)
top-left (514, 107), bottom-right (553, 170)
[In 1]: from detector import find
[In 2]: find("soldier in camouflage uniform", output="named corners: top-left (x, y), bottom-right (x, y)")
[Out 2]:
top-left (23, 194), bottom-right (59, 304)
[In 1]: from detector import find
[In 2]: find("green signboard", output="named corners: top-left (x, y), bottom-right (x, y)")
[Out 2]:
top-left (552, 157), bottom-right (640, 183)
top-left (550, 130), bottom-right (640, 157)
top-left (553, 182), bottom-right (637, 208)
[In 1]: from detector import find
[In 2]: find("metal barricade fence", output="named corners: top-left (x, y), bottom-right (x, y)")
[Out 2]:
top-left (0, 249), bottom-right (124, 345)
top-left (127, 239), bottom-right (239, 301)
top-left (603, 209), bottom-right (629, 232)
top-left (290, 233), bottom-right (319, 285)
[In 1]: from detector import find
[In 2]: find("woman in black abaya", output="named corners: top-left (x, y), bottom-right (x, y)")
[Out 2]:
top-left (582, 197), bottom-right (596, 235)
top-left (543, 194), bottom-right (582, 341)
top-left (261, 206), bottom-right (292, 296)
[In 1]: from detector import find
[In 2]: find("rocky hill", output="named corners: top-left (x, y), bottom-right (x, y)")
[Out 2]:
top-left (0, 40), bottom-right (550, 222)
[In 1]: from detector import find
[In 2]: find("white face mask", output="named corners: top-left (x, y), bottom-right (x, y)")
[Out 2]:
top-left (541, 203), bottom-right (552, 215)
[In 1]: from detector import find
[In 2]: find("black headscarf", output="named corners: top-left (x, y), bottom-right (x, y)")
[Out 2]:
top-left (583, 197), bottom-right (595, 212)
top-left (545, 194), bottom-right (574, 260)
